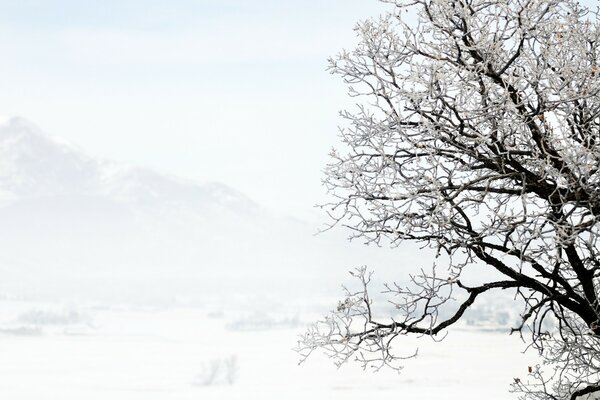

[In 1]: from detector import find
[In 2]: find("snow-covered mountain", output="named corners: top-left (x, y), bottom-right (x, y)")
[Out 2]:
top-left (0, 118), bottom-right (277, 300)
top-left (0, 117), bottom-right (415, 304)
top-left (0, 117), bottom-right (260, 216)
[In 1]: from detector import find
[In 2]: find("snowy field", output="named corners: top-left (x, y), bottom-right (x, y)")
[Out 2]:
top-left (0, 299), bottom-right (538, 400)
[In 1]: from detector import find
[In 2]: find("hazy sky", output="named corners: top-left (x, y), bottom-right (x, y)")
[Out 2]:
top-left (0, 1), bottom-right (389, 216)
top-left (0, 0), bottom-right (595, 216)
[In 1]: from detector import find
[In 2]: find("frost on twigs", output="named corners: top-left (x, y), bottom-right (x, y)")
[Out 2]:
top-left (510, 317), bottom-right (600, 400)
top-left (296, 267), bottom-right (418, 371)
top-left (304, 0), bottom-right (600, 398)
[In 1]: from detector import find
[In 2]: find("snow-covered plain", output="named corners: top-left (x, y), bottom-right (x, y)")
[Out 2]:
top-left (0, 298), bottom-right (537, 400)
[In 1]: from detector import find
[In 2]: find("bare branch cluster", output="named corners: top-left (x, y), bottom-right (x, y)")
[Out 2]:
top-left (299, 1), bottom-right (600, 398)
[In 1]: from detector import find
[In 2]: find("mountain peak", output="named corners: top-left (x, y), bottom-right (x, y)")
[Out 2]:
top-left (0, 116), bottom-right (99, 198)
top-left (0, 117), bottom-right (261, 216)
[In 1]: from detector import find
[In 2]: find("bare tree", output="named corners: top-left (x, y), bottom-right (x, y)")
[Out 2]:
top-left (297, 1), bottom-right (600, 398)
top-left (194, 356), bottom-right (238, 386)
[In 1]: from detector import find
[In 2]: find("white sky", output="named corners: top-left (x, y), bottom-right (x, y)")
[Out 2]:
top-left (0, 0), bottom-right (595, 217)
top-left (0, 1), bottom-right (389, 217)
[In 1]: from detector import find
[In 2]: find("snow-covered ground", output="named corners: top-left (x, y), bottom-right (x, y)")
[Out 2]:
top-left (0, 300), bottom-right (537, 400)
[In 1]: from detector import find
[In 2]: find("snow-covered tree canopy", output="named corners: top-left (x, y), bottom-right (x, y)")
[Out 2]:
top-left (298, 1), bottom-right (600, 398)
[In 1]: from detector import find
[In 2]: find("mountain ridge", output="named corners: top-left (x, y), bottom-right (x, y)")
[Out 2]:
top-left (0, 116), bottom-right (262, 219)
top-left (0, 117), bottom-right (413, 304)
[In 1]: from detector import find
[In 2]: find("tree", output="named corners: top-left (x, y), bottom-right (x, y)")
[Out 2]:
top-left (296, 1), bottom-right (600, 398)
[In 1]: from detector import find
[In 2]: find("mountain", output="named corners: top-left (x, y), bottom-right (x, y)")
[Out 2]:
top-left (0, 118), bottom-right (271, 299)
top-left (0, 117), bottom-right (418, 305)
top-left (0, 117), bottom-right (261, 215)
